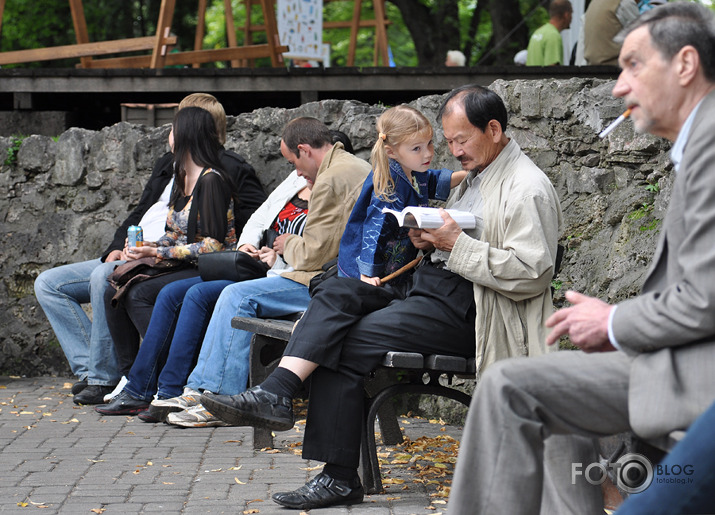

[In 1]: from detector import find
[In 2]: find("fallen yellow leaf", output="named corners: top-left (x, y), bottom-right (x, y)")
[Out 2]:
top-left (234, 477), bottom-right (246, 484)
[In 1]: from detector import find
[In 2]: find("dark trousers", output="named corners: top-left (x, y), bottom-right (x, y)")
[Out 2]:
top-left (286, 264), bottom-right (476, 469)
top-left (104, 268), bottom-right (200, 376)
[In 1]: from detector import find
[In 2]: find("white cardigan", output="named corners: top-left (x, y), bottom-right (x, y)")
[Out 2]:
top-left (236, 171), bottom-right (308, 275)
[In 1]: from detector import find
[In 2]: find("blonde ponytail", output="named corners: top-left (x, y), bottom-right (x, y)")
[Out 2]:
top-left (371, 128), bottom-right (395, 201)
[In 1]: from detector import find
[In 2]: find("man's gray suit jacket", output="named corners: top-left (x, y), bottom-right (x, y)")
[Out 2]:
top-left (613, 90), bottom-right (715, 439)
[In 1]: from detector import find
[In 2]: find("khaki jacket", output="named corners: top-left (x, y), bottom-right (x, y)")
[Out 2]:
top-left (446, 139), bottom-right (563, 375)
top-left (282, 143), bottom-right (371, 286)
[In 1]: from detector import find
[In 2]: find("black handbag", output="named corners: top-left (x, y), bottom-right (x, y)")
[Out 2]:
top-left (198, 250), bottom-right (269, 282)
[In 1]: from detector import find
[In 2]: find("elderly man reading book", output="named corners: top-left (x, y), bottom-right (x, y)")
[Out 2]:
top-left (202, 84), bottom-right (564, 511)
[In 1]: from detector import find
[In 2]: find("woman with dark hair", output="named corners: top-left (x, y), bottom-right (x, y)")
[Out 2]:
top-left (94, 130), bottom-right (357, 422)
top-left (97, 107), bottom-right (239, 394)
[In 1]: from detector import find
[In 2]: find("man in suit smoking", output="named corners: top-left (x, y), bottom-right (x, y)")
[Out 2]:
top-left (448, 3), bottom-right (715, 514)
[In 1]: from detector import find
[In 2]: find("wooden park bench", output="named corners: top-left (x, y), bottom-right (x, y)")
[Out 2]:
top-left (231, 315), bottom-right (475, 494)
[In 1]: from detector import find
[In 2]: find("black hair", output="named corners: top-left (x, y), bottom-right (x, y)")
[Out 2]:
top-left (170, 106), bottom-right (231, 207)
top-left (438, 84), bottom-right (508, 133)
top-left (329, 129), bottom-right (354, 154)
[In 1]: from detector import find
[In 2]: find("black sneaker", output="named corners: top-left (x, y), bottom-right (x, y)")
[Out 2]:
top-left (201, 386), bottom-right (294, 431)
top-left (272, 473), bottom-right (364, 509)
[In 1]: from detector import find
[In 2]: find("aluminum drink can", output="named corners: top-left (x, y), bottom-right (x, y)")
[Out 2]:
top-left (128, 225), bottom-right (143, 248)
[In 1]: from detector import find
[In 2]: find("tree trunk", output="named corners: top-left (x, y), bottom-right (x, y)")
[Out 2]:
top-left (479, 0), bottom-right (529, 65)
top-left (387, 0), bottom-right (461, 66)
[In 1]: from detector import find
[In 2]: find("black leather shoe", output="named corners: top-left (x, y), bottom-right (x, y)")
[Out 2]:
top-left (201, 386), bottom-right (294, 431)
top-left (71, 379), bottom-right (88, 395)
top-left (94, 390), bottom-right (149, 415)
top-left (73, 385), bottom-right (116, 405)
top-left (272, 473), bottom-right (364, 510)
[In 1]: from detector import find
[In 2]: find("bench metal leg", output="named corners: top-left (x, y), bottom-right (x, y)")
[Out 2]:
top-left (364, 368), bottom-right (404, 445)
top-left (360, 382), bottom-right (472, 494)
top-left (249, 334), bottom-right (288, 449)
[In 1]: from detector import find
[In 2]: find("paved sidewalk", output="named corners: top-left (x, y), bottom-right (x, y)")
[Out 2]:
top-left (1, 376), bottom-right (464, 514)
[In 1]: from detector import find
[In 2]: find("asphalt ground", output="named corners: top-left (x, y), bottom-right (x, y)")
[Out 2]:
top-left (1, 376), bottom-right (464, 514)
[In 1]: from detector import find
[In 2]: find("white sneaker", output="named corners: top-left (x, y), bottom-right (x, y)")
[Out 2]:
top-left (103, 376), bottom-right (128, 402)
top-left (151, 387), bottom-right (202, 410)
top-left (166, 404), bottom-right (229, 427)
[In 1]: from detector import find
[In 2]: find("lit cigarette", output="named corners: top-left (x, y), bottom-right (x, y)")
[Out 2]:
top-left (599, 108), bottom-right (632, 138)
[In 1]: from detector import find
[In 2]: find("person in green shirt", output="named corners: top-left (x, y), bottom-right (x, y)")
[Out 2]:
top-left (526, 0), bottom-right (573, 66)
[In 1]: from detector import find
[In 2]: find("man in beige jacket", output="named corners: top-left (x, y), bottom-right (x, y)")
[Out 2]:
top-left (157, 117), bottom-right (370, 426)
top-left (203, 85), bottom-right (563, 510)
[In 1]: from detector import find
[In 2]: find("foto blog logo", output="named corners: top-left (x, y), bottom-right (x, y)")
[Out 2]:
top-left (572, 453), bottom-right (654, 494)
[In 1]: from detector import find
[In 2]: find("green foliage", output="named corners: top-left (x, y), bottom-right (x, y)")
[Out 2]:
top-left (628, 203), bottom-right (653, 221)
top-left (551, 279), bottom-right (563, 292)
top-left (640, 219), bottom-right (661, 232)
top-left (628, 203), bottom-right (660, 231)
top-left (17, 0), bottom-right (715, 68)
top-left (1, 1), bottom-right (199, 68)
top-left (1, 0), bottom-right (73, 67)
top-left (4, 135), bottom-right (26, 166)
top-left (645, 182), bottom-right (660, 193)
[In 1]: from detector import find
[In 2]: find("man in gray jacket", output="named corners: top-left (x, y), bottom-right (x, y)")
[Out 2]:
top-left (448, 3), bottom-right (715, 513)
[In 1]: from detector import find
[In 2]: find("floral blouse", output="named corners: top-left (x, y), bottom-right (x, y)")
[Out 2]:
top-left (155, 169), bottom-right (237, 261)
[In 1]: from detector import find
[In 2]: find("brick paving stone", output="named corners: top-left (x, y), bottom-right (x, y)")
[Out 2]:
top-left (1, 376), bottom-right (462, 514)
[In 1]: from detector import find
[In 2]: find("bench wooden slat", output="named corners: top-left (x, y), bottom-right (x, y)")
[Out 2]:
top-left (382, 351), bottom-right (423, 368)
top-left (231, 317), bottom-right (294, 339)
top-left (425, 354), bottom-right (468, 373)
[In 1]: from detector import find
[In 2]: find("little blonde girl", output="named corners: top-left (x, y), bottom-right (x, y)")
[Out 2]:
top-left (338, 105), bottom-right (466, 286)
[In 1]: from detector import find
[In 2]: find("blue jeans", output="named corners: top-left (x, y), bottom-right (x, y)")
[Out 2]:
top-left (186, 276), bottom-right (311, 395)
top-left (123, 277), bottom-right (233, 401)
top-left (34, 258), bottom-right (121, 386)
top-left (616, 400), bottom-right (715, 515)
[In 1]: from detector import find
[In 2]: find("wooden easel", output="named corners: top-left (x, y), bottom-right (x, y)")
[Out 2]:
top-left (238, 0), bottom-right (390, 67)
top-left (0, 0), bottom-right (287, 68)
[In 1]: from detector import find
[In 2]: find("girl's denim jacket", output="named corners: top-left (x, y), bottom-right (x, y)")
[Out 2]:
top-left (337, 159), bottom-right (453, 282)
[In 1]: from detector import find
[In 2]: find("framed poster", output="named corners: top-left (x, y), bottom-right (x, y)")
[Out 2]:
top-left (278, 0), bottom-right (323, 60)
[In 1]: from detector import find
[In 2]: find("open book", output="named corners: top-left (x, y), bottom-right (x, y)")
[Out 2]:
top-left (382, 206), bottom-right (477, 229)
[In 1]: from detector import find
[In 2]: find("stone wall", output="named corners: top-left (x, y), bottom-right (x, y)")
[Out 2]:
top-left (0, 78), bottom-right (670, 379)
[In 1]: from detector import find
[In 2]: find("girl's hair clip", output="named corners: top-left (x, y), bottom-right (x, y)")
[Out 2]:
top-left (378, 132), bottom-right (387, 141)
